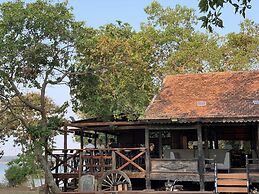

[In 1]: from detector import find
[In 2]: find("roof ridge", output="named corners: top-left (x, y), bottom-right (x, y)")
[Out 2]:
top-left (164, 70), bottom-right (259, 80)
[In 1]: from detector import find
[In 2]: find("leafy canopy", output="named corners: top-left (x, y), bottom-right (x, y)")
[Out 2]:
top-left (71, 2), bottom-right (258, 119)
top-left (70, 22), bottom-right (156, 118)
top-left (0, 1), bottom-right (83, 193)
top-left (198, 0), bottom-right (252, 31)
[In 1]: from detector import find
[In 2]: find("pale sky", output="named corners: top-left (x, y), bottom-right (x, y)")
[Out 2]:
top-left (1, 0), bottom-right (259, 155)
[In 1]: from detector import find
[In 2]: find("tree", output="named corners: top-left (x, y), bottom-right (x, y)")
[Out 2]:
top-left (70, 22), bottom-right (156, 117)
top-left (142, 3), bottom-right (258, 74)
top-left (5, 165), bottom-right (28, 187)
top-left (5, 152), bottom-right (44, 188)
top-left (71, 2), bottom-right (258, 119)
top-left (143, 2), bottom-right (208, 76)
top-left (0, 93), bottom-right (59, 151)
top-left (220, 19), bottom-right (259, 70)
top-left (0, 1), bottom-right (82, 193)
top-left (198, 0), bottom-right (252, 31)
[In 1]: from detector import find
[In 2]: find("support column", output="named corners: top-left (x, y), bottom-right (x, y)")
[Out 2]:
top-left (145, 128), bottom-right (151, 189)
top-left (63, 125), bottom-right (68, 191)
top-left (45, 138), bottom-right (49, 194)
top-left (80, 128), bottom-right (84, 149)
top-left (212, 130), bottom-right (218, 149)
top-left (204, 127), bottom-right (209, 158)
top-left (105, 133), bottom-right (108, 147)
top-left (197, 124), bottom-right (205, 191)
top-left (94, 131), bottom-right (97, 148)
top-left (256, 125), bottom-right (259, 152)
top-left (159, 131), bottom-right (162, 158)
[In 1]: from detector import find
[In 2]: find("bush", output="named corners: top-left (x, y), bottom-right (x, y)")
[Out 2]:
top-left (5, 165), bottom-right (28, 187)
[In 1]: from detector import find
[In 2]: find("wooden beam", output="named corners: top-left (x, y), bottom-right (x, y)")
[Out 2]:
top-left (69, 121), bottom-right (144, 127)
top-left (147, 126), bottom-right (197, 130)
top-left (145, 128), bottom-right (151, 189)
top-left (197, 124), bottom-right (205, 191)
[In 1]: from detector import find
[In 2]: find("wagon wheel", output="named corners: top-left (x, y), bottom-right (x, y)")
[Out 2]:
top-left (97, 170), bottom-right (132, 191)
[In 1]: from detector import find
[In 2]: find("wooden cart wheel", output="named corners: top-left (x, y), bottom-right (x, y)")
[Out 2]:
top-left (97, 170), bottom-right (132, 191)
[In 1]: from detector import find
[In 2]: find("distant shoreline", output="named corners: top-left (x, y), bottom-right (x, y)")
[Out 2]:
top-left (0, 156), bottom-right (18, 164)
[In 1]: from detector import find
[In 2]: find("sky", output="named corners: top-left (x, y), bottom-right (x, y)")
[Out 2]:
top-left (1, 0), bottom-right (259, 156)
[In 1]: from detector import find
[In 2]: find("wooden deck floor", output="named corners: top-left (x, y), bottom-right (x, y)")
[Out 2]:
top-left (60, 191), bottom-right (213, 194)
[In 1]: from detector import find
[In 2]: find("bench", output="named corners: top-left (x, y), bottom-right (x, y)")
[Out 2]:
top-left (164, 149), bottom-right (230, 171)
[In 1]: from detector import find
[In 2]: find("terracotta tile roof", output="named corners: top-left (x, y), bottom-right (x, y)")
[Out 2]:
top-left (144, 71), bottom-right (259, 121)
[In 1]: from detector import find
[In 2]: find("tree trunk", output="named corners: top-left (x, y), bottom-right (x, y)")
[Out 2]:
top-left (30, 175), bottom-right (35, 190)
top-left (35, 143), bottom-right (60, 194)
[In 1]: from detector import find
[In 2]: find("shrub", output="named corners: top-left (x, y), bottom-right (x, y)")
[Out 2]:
top-left (5, 165), bottom-right (28, 187)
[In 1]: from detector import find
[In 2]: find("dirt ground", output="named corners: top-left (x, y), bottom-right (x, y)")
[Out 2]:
top-left (0, 186), bottom-right (38, 194)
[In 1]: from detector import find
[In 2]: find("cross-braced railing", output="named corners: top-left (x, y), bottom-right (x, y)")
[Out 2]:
top-left (79, 148), bottom-right (146, 176)
top-left (48, 147), bottom-right (146, 177)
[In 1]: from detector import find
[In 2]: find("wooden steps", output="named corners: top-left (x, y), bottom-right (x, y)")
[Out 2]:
top-left (216, 173), bottom-right (248, 193)
top-left (217, 186), bottom-right (247, 193)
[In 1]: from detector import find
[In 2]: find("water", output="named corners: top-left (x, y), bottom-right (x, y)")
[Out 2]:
top-left (0, 163), bottom-right (8, 184)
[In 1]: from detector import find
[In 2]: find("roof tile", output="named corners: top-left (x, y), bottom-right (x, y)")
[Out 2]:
top-left (145, 71), bottom-right (259, 120)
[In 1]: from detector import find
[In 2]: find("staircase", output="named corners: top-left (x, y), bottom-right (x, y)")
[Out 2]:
top-left (216, 173), bottom-right (249, 193)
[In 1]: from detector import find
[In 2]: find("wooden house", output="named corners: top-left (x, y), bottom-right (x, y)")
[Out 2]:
top-left (50, 71), bottom-right (259, 192)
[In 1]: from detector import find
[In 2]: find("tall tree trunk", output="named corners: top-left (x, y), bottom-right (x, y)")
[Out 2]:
top-left (35, 143), bottom-right (60, 194)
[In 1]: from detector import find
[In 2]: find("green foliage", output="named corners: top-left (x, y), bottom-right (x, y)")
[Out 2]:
top-left (70, 21), bottom-right (157, 117)
top-left (0, 1), bottom-right (82, 193)
top-left (71, 2), bottom-right (258, 119)
top-left (198, 0), bottom-right (252, 32)
top-left (5, 152), bottom-right (43, 187)
top-left (5, 165), bottom-right (28, 187)
top-left (0, 0), bottom-right (80, 140)
top-left (0, 93), bottom-right (62, 148)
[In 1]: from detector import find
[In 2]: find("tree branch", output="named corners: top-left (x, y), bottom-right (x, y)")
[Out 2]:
top-left (3, 99), bottom-right (30, 129)
top-left (7, 78), bottom-right (42, 112)
top-left (47, 71), bottom-right (68, 85)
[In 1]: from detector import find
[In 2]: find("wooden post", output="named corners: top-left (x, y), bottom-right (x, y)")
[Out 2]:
top-left (214, 130), bottom-right (218, 149)
top-left (204, 127), bottom-right (209, 158)
top-left (145, 128), bottom-right (151, 189)
top-left (182, 136), bottom-right (188, 149)
top-left (256, 125), bottom-right (259, 152)
top-left (250, 126), bottom-right (256, 150)
top-left (112, 150), bottom-right (116, 170)
top-left (44, 139), bottom-right (48, 194)
top-left (80, 128), bottom-right (84, 149)
top-left (94, 131), bottom-right (97, 148)
top-left (63, 125), bottom-right (68, 191)
top-left (79, 150), bottom-right (83, 178)
top-left (105, 133), bottom-right (108, 147)
top-left (159, 131), bottom-right (162, 158)
top-left (197, 124), bottom-right (205, 191)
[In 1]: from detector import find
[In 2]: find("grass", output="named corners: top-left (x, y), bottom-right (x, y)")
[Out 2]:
top-left (0, 186), bottom-right (38, 194)
top-left (0, 192), bottom-right (37, 194)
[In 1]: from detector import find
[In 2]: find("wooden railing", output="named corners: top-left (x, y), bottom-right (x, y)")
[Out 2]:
top-left (48, 148), bottom-right (146, 177)
top-left (79, 148), bottom-right (146, 176)
top-left (48, 149), bottom-right (81, 174)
